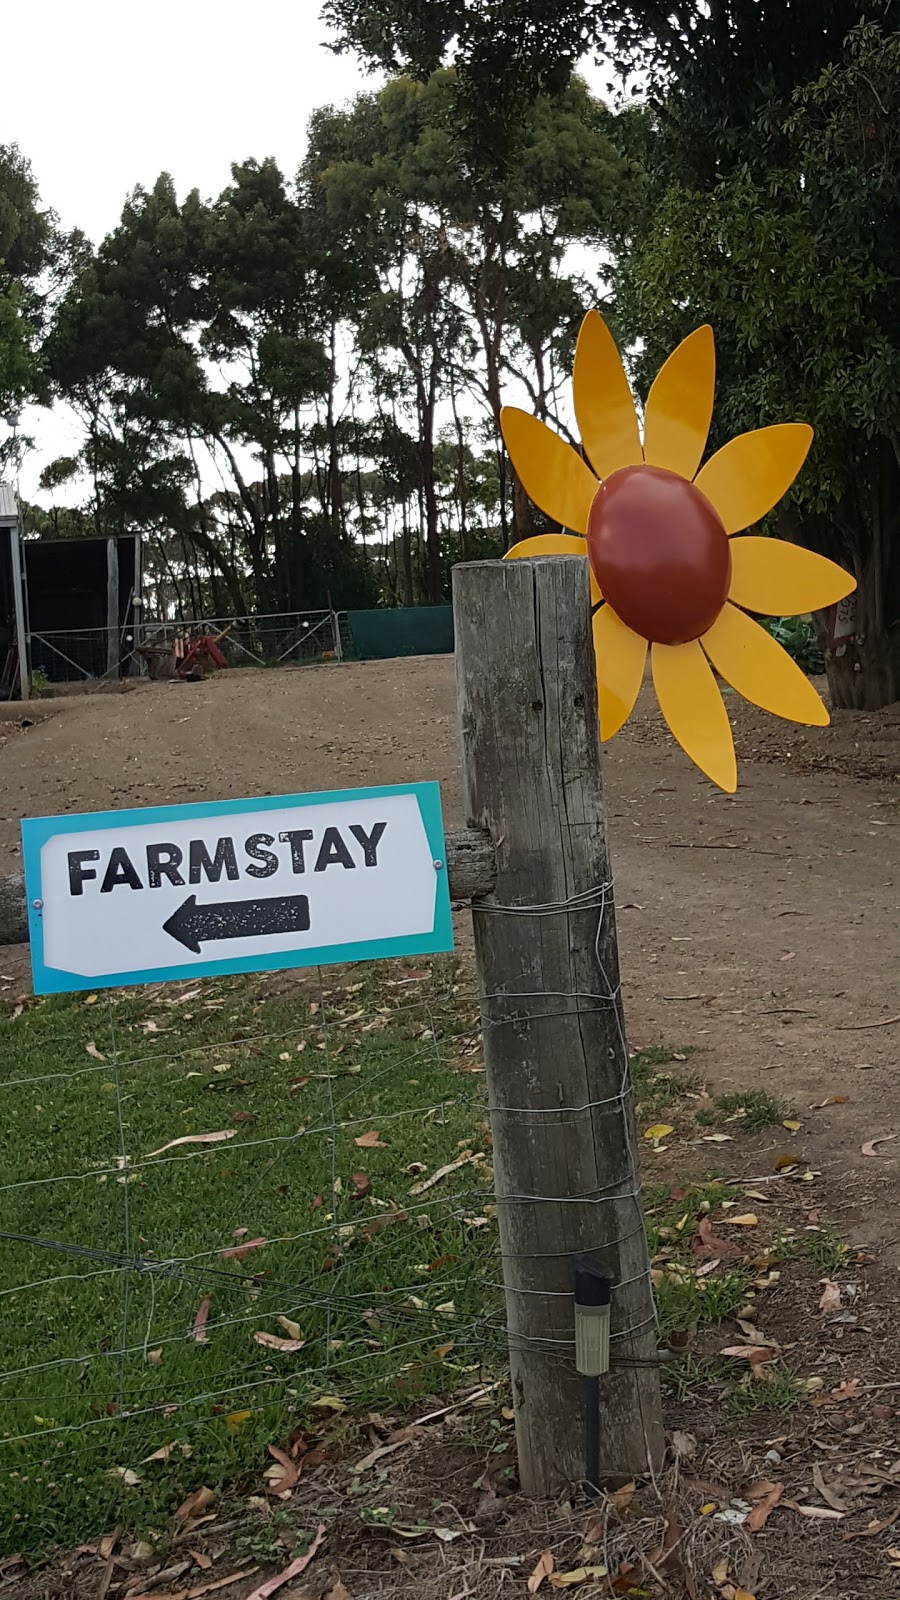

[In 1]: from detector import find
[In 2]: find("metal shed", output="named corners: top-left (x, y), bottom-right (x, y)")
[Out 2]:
top-left (0, 487), bottom-right (143, 698)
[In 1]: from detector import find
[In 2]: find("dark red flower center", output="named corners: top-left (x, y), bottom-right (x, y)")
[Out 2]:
top-left (587, 464), bottom-right (732, 645)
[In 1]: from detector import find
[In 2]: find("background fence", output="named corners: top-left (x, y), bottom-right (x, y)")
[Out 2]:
top-left (26, 606), bottom-right (457, 689)
top-left (28, 609), bottom-right (347, 686)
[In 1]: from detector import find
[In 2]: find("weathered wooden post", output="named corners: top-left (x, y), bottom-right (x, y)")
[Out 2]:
top-left (453, 555), bottom-right (663, 1494)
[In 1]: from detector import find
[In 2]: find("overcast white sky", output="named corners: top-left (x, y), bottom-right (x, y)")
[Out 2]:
top-left (5, 0), bottom-right (373, 243)
top-left (4, 2), bottom-right (608, 502)
top-left (4, 0), bottom-right (380, 495)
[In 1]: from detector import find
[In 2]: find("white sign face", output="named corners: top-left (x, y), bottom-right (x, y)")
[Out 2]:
top-left (22, 784), bottom-right (452, 994)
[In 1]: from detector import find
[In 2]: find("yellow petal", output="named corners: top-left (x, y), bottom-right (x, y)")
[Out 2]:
top-left (651, 639), bottom-right (737, 792)
top-left (500, 407), bottom-right (597, 534)
top-left (694, 423), bottom-right (813, 534)
top-left (505, 533), bottom-right (602, 605)
top-left (728, 536), bottom-right (855, 614)
top-left (592, 606), bottom-right (647, 739)
top-left (572, 310), bottom-right (642, 480)
top-left (643, 324), bottom-right (715, 481)
top-left (701, 603), bottom-right (829, 727)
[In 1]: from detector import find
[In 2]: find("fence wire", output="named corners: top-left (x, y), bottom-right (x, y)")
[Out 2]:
top-left (28, 609), bottom-right (348, 688)
top-left (0, 936), bottom-right (657, 1552)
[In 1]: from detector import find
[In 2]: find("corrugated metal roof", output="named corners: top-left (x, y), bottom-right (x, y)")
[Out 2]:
top-left (0, 483), bottom-right (19, 523)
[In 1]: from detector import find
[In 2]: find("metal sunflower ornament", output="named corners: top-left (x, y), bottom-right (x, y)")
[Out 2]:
top-left (501, 312), bottom-right (856, 792)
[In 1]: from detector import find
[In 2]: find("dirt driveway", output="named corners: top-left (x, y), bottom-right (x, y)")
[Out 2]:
top-left (1, 659), bottom-right (898, 1261)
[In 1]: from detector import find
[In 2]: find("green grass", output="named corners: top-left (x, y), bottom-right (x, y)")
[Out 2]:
top-left (0, 963), bottom-right (501, 1553)
top-left (643, 1182), bottom-right (753, 1343)
top-left (776, 1225), bottom-right (850, 1274)
top-left (696, 1089), bottom-right (789, 1133)
top-left (0, 988), bottom-right (802, 1556)
top-left (724, 1365), bottom-right (804, 1414)
top-left (629, 1046), bottom-right (694, 1119)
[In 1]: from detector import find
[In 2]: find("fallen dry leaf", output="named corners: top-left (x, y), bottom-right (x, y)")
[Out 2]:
top-left (818, 1278), bottom-right (841, 1314)
top-left (142, 1441), bottom-right (192, 1464)
top-left (354, 1435), bottom-right (416, 1474)
top-left (549, 1566), bottom-right (608, 1589)
top-left (174, 1486), bottom-right (216, 1527)
top-left (350, 1171), bottom-right (369, 1200)
top-left (785, 1500), bottom-right (846, 1521)
top-left (842, 1508), bottom-right (900, 1541)
top-left (322, 1580), bottom-right (351, 1600)
top-left (225, 1410), bottom-right (251, 1431)
top-left (720, 1345), bottom-right (778, 1365)
top-left (276, 1316), bottom-right (302, 1341)
top-left (253, 1331), bottom-right (305, 1354)
top-left (609, 1480), bottom-right (637, 1512)
top-left (354, 1130), bottom-right (384, 1148)
top-left (145, 1130), bottom-right (237, 1158)
top-left (190, 1551), bottom-right (213, 1571)
top-left (862, 1134), bottom-right (900, 1157)
top-left (693, 1216), bottom-right (738, 1260)
top-left (110, 1466), bottom-right (140, 1486)
top-left (724, 1213), bottom-right (758, 1227)
top-left (528, 1550), bottom-right (555, 1594)
top-left (812, 1462), bottom-right (850, 1513)
top-left (311, 1395), bottom-right (346, 1413)
top-left (815, 1095), bottom-right (850, 1108)
top-left (746, 1482), bottom-right (784, 1531)
top-left (192, 1296), bottom-right (212, 1344)
top-left (409, 1150), bottom-right (479, 1195)
top-left (810, 1378), bottom-right (861, 1408)
top-left (264, 1444), bottom-right (299, 1496)
top-left (244, 1523), bottom-right (327, 1599)
top-left (643, 1123), bottom-right (674, 1145)
top-left (221, 1237), bottom-right (267, 1261)
top-left (671, 1431), bottom-right (696, 1461)
top-left (186, 1575), bottom-right (251, 1599)
top-left (85, 1041), bottom-right (106, 1060)
top-left (146, 1348), bottom-right (162, 1365)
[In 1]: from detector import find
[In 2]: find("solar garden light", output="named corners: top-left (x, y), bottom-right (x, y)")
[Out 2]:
top-left (572, 1254), bottom-right (612, 1500)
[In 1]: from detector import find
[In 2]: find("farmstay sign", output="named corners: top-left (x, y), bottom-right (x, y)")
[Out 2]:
top-left (22, 783), bottom-right (452, 995)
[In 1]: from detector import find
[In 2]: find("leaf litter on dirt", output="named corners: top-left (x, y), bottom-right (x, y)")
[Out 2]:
top-left (862, 1133), bottom-right (900, 1156)
top-left (173, 1486), bottom-right (216, 1529)
top-left (745, 1480), bottom-right (784, 1530)
top-left (818, 1278), bottom-right (842, 1313)
top-left (244, 1522), bottom-right (327, 1599)
top-left (527, 1549), bottom-right (555, 1593)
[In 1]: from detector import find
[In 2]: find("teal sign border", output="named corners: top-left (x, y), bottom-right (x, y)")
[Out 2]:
top-left (22, 782), bottom-right (453, 996)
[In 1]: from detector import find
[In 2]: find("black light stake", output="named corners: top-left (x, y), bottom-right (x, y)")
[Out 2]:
top-left (572, 1255), bottom-right (612, 1501)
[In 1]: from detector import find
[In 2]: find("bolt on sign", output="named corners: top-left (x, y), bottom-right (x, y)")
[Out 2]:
top-left (21, 783), bottom-right (452, 994)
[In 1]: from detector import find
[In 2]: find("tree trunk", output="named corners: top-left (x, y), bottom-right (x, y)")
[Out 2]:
top-left (450, 375), bottom-right (469, 560)
top-left (823, 449), bottom-right (900, 710)
top-left (400, 499), bottom-right (414, 606)
top-left (826, 628), bottom-right (897, 709)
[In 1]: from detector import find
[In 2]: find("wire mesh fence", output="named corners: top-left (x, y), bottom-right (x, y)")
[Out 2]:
top-left (0, 920), bottom-right (657, 1555)
top-left (28, 610), bottom-right (348, 687)
top-left (0, 960), bottom-right (507, 1550)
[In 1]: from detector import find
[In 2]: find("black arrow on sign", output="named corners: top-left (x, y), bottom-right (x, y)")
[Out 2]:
top-left (162, 893), bottom-right (311, 954)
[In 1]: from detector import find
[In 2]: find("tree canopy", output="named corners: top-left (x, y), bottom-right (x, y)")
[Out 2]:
top-left (9, 0), bottom-right (900, 706)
